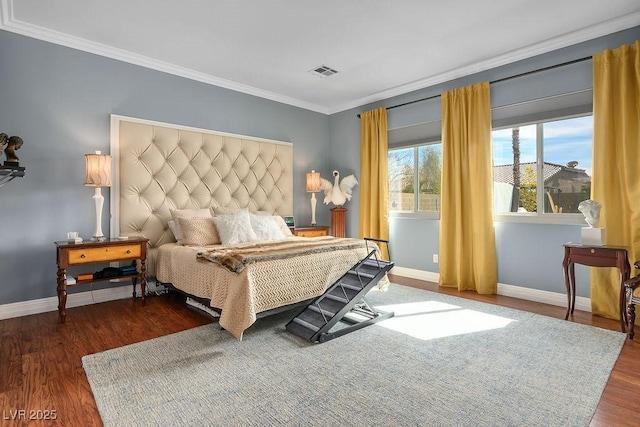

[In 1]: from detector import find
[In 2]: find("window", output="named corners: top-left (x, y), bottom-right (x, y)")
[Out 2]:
top-left (387, 115), bottom-right (592, 221)
top-left (389, 143), bottom-right (442, 214)
top-left (492, 115), bottom-right (593, 215)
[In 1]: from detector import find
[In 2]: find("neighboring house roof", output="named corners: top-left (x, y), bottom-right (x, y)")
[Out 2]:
top-left (493, 161), bottom-right (589, 186)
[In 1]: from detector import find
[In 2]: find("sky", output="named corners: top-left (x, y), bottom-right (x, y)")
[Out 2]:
top-left (492, 115), bottom-right (593, 176)
top-left (389, 115), bottom-right (594, 179)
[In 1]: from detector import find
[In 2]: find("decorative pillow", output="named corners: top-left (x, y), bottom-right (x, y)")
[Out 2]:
top-left (272, 216), bottom-right (294, 237)
top-left (167, 220), bottom-right (178, 240)
top-left (170, 208), bottom-right (212, 244)
top-left (176, 217), bottom-right (221, 246)
top-left (250, 214), bottom-right (286, 241)
top-left (212, 206), bottom-right (248, 217)
top-left (212, 211), bottom-right (259, 245)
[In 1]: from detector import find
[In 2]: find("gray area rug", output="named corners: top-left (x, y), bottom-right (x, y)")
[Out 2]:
top-left (82, 284), bottom-right (625, 427)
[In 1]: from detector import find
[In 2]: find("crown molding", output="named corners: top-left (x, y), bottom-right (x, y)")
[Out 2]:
top-left (1, 0), bottom-right (638, 116)
top-left (327, 11), bottom-right (640, 114)
top-left (0, 0), bottom-right (329, 114)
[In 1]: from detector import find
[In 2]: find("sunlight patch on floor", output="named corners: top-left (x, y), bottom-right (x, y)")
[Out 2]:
top-left (375, 301), bottom-right (515, 340)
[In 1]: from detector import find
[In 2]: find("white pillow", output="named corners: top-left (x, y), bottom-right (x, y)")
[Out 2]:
top-left (169, 208), bottom-right (212, 244)
top-left (272, 216), bottom-right (294, 237)
top-left (212, 211), bottom-right (259, 245)
top-left (250, 214), bottom-right (286, 241)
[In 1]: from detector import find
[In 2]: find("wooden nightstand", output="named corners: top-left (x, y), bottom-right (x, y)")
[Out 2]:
top-left (293, 226), bottom-right (330, 237)
top-left (562, 243), bottom-right (630, 332)
top-left (55, 237), bottom-right (148, 322)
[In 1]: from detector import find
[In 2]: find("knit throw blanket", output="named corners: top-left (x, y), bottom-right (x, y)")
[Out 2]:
top-left (197, 237), bottom-right (371, 273)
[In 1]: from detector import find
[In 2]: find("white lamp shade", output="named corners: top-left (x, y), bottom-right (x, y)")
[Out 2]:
top-left (306, 170), bottom-right (321, 192)
top-left (84, 152), bottom-right (112, 187)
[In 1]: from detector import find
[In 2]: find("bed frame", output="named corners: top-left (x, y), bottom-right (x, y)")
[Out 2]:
top-left (167, 283), bottom-right (309, 320)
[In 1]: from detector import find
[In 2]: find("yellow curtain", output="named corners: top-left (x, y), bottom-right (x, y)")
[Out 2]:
top-left (439, 82), bottom-right (497, 294)
top-left (591, 40), bottom-right (640, 320)
top-left (359, 107), bottom-right (390, 259)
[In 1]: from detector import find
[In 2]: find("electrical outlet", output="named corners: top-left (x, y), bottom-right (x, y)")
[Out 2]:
top-left (432, 254), bottom-right (438, 263)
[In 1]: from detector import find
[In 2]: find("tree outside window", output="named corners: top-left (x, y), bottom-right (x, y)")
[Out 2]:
top-left (492, 115), bottom-right (593, 214)
top-left (418, 145), bottom-right (442, 212)
top-left (389, 148), bottom-right (414, 211)
top-left (389, 143), bottom-right (442, 213)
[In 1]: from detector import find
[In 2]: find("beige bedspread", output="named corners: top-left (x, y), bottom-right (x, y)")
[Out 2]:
top-left (156, 236), bottom-right (385, 339)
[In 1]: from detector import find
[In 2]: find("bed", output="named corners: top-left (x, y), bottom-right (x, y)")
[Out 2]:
top-left (109, 116), bottom-right (383, 339)
top-left (157, 235), bottom-right (378, 338)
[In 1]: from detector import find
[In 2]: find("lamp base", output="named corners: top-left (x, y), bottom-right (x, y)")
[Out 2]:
top-left (92, 187), bottom-right (106, 241)
top-left (310, 192), bottom-right (318, 226)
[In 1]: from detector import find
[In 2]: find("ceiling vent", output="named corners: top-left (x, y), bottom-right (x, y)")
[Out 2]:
top-left (309, 65), bottom-right (339, 78)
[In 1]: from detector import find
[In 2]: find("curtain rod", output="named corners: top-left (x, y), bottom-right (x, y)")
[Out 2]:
top-left (356, 55), bottom-right (592, 118)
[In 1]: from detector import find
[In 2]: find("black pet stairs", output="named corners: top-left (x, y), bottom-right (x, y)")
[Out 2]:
top-left (285, 238), bottom-right (394, 343)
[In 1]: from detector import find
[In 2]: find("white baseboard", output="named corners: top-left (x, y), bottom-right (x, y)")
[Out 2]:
top-left (497, 282), bottom-right (591, 313)
top-left (0, 269), bottom-right (591, 321)
top-left (390, 266), bottom-right (591, 313)
top-left (0, 282), bottom-right (148, 321)
top-left (391, 266), bottom-right (440, 284)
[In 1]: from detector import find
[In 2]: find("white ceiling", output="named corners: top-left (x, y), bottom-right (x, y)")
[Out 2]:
top-left (1, 0), bottom-right (639, 114)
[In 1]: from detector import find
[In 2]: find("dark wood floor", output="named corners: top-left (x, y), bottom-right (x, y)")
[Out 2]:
top-left (1, 277), bottom-right (638, 426)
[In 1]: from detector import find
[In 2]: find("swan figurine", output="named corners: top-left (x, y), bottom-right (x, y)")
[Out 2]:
top-left (319, 170), bottom-right (358, 207)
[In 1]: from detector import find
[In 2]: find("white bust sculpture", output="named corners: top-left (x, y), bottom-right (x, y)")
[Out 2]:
top-left (578, 199), bottom-right (602, 228)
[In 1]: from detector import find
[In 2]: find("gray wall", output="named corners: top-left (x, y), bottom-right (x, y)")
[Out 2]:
top-left (0, 30), bottom-right (331, 305)
top-left (1, 26), bottom-right (638, 307)
top-left (328, 26), bottom-right (640, 298)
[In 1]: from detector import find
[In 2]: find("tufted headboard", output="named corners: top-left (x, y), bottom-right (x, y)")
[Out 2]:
top-left (109, 115), bottom-right (293, 276)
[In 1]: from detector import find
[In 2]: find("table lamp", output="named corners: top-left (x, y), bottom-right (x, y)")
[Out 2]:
top-left (306, 170), bottom-right (321, 226)
top-left (84, 151), bottom-right (112, 240)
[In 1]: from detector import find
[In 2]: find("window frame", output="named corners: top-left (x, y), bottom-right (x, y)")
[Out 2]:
top-left (387, 112), bottom-right (593, 225)
top-left (492, 112), bottom-right (592, 225)
top-left (388, 141), bottom-right (441, 220)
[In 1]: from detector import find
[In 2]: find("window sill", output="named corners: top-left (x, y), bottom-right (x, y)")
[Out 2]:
top-left (389, 211), bottom-right (440, 220)
top-left (389, 211), bottom-right (588, 226)
top-left (493, 213), bottom-right (587, 225)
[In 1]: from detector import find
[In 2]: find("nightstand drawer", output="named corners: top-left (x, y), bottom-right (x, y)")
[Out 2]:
top-left (68, 244), bottom-right (141, 264)
top-left (569, 246), bottom-right (617, 260)
top-left (293, 226), bottom-right (330, 237)
top-left (296, 229), bottom-right (327, 237)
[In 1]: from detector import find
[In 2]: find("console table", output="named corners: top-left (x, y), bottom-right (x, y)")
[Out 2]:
top-left (562, 243), bottom-right (630, 332)
top-left (55, 237), bottom-right (148, 322)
